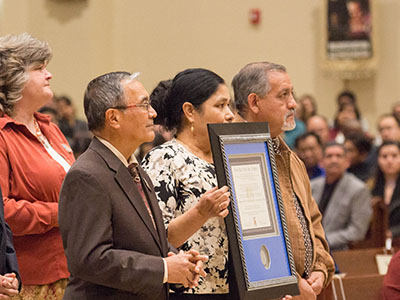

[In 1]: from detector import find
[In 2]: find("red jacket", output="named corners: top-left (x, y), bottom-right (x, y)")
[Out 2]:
top-left (0, 112), bottom-right (75, 284)
top-left (382, 250), bottom-right (400, 300)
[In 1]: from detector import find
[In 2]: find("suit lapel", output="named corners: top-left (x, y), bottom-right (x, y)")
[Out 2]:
top-left (90, 138), bottom-right (163, 252)
top-left (314, 179), bottom-right (325, 205)
top-left (115, 165), bottom-right (163, 250)
top-left (137, 166), bottom-right (169, 255)
top-left (324, 175), bottom-right (346, 225)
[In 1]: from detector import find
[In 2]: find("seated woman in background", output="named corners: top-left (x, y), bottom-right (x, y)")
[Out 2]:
top-left (297, 94), bottom-right (317, 123)
top-left (331, 102), bottom-right (362, 143)
top-left (371, 141), bottom-right (400, 246)
top-left (141, 68), bottom-right (233, 299)
top-left (0, 33), bottom-right (75, 299)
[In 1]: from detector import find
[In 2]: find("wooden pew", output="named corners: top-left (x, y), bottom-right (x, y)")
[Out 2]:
top-left (318, 248), bottom-right (392, 300)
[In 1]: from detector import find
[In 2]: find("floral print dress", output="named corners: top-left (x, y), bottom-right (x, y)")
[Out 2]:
top-left (141, 139), bottom-right (229, 294)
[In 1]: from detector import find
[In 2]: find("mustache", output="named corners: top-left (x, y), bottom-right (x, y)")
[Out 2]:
top-left (284, 108), bottom-right (296, 119)
top-left (327, 162), bottom-right (340, 168)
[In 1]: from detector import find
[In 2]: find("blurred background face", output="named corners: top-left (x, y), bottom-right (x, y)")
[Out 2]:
top-left (301, 97), bottom-right (314, 116)
top-left (347, 1), bottom-right (363, 18)
top-left (344, 140), bottom-right (360, 165)
top-left (57, 100), bottom-right (74, 120)
top-left (322, 145), bottom-right (349, 178)
top-left (296, 136), bottom-right (322, 168)
top-left (295, 100), bottom-right (304, 119)
top-left (341, 119), bottom-right (362, 138)
top-left (337, 104), bottom-right (357, 127)
top-left (379, 116), bottom-right (400, 142)
top-left (307, 116), bottom-right (330, 144)
top-left (393, 103), bottom-right (400, 120)
top-left (378, 145), bottom-right (400, 177)
top-left (338, 95), bottom-right (354, 106)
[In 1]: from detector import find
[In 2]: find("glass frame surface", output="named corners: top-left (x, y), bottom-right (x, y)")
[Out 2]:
top-left (208, 122), bottom-right (299, 300)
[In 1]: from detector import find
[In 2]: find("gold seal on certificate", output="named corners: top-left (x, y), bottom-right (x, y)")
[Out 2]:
top-left (260, 245), bottom-right (271, 270)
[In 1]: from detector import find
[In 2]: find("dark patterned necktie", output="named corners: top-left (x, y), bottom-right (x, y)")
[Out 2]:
top-left (128, 163), bottom-right (156, 229)
top-left (272, 138), bottom-right (313, 278)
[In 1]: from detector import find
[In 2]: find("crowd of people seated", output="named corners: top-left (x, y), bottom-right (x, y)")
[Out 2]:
top-left (287, 92), bottom-right (400, 298)
top-left (286, 91), bottom-right (400, 253)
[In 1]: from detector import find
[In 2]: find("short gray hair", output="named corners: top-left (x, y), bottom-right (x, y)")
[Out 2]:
top-left (231, 62), bottom-right (286, 117)
top-left (0, 33), bottom-right (52, 116)
top-left (84, 71), bottom-right (138, 132)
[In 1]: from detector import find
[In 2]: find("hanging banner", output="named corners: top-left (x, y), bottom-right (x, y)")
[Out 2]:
top-left (327, 0), bottom-right (372, 59)
top-left (322, 0), bottom-right (377, 79)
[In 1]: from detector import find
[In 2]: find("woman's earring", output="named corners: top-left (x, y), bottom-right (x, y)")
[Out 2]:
top-left (191, 123), bottom-right (194, 133)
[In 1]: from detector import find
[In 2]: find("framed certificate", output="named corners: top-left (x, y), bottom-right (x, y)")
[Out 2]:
top-left (208, 122), bottom-right (299, 300)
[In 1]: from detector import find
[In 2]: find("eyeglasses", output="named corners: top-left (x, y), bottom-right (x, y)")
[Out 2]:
top-left (111, 101), bottom-right (152, 112)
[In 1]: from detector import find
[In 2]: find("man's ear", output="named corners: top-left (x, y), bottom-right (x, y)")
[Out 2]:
top-left (247, 93), bottom-right (260, 114)
top-left (182, 102), bottom-right (196, 123)
top-left (105, 108), bottom-right (121, 129)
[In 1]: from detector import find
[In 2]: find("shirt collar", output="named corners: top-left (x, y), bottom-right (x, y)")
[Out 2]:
top-left (96, 136), bottom-right (137, 167)
top-left (277, 135), bottom-right (291, 153)
top-left (0, 112), bottom-right (51, 130)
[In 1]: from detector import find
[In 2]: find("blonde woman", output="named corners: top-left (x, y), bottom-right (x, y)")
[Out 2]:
top-left (0, 33), bottom-right (74, 299)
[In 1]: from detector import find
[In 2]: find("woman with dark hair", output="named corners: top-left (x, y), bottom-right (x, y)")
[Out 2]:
top-left (336, 90), bottom-right (357, 107)
top-left (141, 68), bottom-right (233, 299)
top-left (149, 79), bottom-right (175, 142)
top-left (331, 102), bottom-right (362, 143)
top-left (371, 141), bottom-right (400, 246)
top-left (344, 132), bottom-right (375, 182)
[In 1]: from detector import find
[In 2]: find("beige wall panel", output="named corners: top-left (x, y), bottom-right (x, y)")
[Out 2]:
top-left (0, 0), bottom-right (399, 133)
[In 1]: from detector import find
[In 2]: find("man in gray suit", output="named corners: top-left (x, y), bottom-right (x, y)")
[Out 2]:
top-left (59, 72), bottom-right (207, 300)
top-left (311, 142), bottom-right (372, 251)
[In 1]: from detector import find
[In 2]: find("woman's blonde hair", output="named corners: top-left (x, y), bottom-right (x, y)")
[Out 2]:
top-left (0, 33), bottom-right (52, 116)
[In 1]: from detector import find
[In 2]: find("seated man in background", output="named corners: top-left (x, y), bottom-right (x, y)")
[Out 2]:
top-left (392, 101), bottom-right (400, 123)
top-left (55, 95), bottom-right (92, 157)
top-left (306, 115), bottom-right (332, 145)
top-left (378, 113), bottom-right (400, 143)
top-left (295, 132), bottom-right (325, 180)
top-left (311, 142), bottom-right (372, 251)
top-left (59, 71), bottom-right (207, 300)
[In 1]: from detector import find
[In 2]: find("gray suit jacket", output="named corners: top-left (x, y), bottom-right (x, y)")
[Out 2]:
top-left (311, 172), bottom-right (372, 250)
top-left (59, 138), bottom-right (172, 300)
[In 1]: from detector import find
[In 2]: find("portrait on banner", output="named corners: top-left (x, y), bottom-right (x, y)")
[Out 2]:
top-left (323, 0), bottom-right (376, 79)
top-left (327, 0), bottom-right (372, 59)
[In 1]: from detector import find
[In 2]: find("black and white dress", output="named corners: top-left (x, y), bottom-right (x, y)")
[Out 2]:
top-left (141, 139), bottom-right (229, 294)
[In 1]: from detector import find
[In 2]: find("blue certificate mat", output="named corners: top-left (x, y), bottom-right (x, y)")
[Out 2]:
top-left (208, 122), bottom-right (299, 300)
